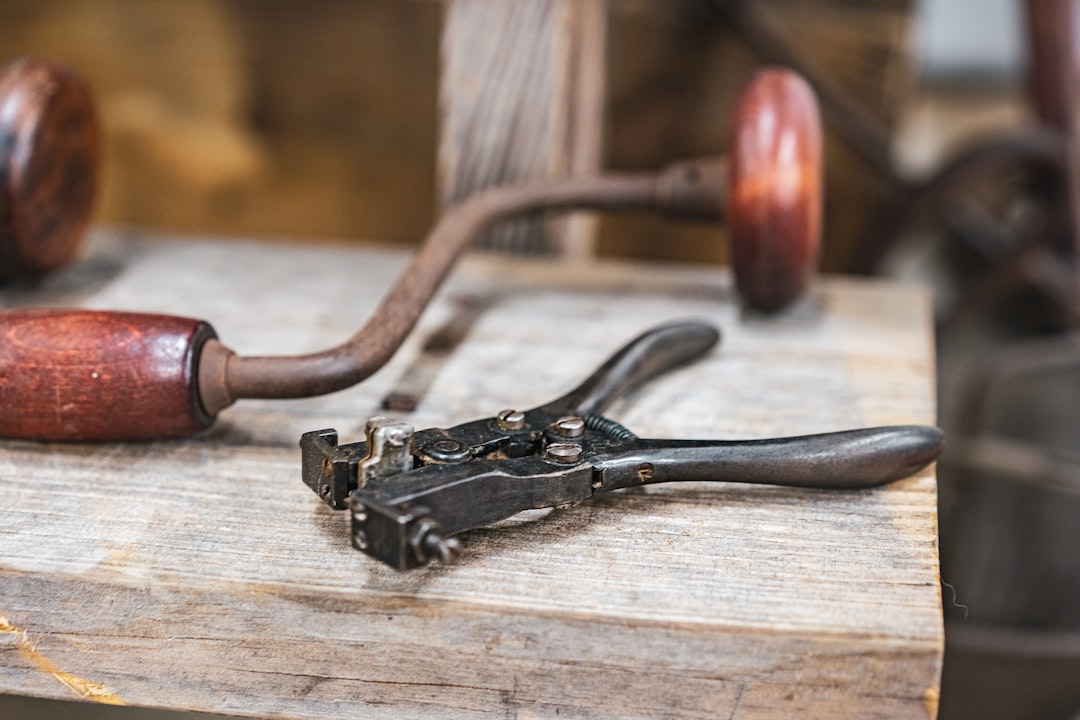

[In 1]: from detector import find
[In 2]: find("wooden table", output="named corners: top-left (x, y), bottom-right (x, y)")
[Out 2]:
top-left (0, 231), bottom-right (942, 719)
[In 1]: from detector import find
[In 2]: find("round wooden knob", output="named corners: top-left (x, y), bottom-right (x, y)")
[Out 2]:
top-left (728, 68), bottom-right (822, 312)
top-left (0, 58), bottom-right (100, 282)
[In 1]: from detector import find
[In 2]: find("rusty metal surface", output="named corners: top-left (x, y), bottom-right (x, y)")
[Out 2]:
top-left (215, 173), bottom-right (662, 406)
top-left (208, 154), bottom-right (741, 408)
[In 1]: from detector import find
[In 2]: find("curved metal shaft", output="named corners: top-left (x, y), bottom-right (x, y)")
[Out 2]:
top-left (209, 174), bottom-right (662, 408)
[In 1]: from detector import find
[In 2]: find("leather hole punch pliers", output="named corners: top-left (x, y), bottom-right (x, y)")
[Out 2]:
top-left (300, 321), bottom-right (945, 570)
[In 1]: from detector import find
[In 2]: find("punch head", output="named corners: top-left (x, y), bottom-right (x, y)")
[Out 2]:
top-left (0, 310), bottom-right (218, 440)
top-left (0, 57), bottom-right (100, 283)
top-left (728, 67), bottom-right (822, 312)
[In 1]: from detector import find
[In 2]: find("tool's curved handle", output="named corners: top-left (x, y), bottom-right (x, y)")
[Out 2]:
top-left (593, 425), bottom-right (945, 492)
top-left (536, 321), bottom-right (720, 418)
top-left (0, 309), bottom-right (218, 440)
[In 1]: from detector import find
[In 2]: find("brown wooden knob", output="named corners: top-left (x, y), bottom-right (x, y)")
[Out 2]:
top-left (0, 310), bottom-right (217, 441)
top-left (728, 68), bottom-right (822, 312)
top-left (0, 58), bottom-right (100, 282)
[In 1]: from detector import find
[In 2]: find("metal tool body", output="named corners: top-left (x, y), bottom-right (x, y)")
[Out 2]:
top-left (301, 321), bottom-right (944, 570)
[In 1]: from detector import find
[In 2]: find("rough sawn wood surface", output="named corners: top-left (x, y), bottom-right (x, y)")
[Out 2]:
top-left (0, 232), bottom-right (942, 718)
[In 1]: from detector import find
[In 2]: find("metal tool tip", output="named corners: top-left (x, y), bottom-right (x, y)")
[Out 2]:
top-left (423, 532), bottom-right (462, 565)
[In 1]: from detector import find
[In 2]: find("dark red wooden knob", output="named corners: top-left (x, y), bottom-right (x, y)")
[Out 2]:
top-left (0, 310), bottom-right (217, 441)
top-left (728, 68), bottom-right (822, 312)
top-left (0, 58), bottom-right (100, 282)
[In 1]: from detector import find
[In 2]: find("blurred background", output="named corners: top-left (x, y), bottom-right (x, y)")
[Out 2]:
top-left (0, 0), bottom-right (921, 268)
top-left (3, 0), bottom-right (1079, 718)
top-left (0, 0), bottom-right (1030, 267)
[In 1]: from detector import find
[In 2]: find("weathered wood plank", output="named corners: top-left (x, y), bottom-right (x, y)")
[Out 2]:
top-left (0, 231), bottom-right (942, 718)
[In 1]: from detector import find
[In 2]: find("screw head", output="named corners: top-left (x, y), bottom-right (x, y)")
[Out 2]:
top-left (545, 442), bottom-right (583, 464)
top-left (497, 409), bottom-right (526, 431)
top-left (553, 416), bottom-right (585, 438)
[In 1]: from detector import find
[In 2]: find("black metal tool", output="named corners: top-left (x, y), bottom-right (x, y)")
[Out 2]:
top-left (300, 321), bottom-right (945, 570)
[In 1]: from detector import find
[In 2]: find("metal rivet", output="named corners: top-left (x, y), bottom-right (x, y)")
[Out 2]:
top-left (423, 438), bottom-right (471, 463)
top-left (545, 442), bottom-right (583, 464)
top-left (497, 409), bottom-right (526, 431)
top-left (553, 416), bottom-right (585, 438)
top-left (353, 530), bottom-right (368, 550)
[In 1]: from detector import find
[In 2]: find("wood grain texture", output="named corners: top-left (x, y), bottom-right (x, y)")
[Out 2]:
top-left (0, 231), bottom-right (942, 718)
top-left (0, 309), bottom-right (215, 440)
top-left (439, 0), bottom-right (607, 257)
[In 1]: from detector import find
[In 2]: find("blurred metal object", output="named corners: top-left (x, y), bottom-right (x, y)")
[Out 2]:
top-left (884, 129), bottom-right (1076, 331)
top-left (710, 0), bottom-right (1080, 331)
top-left (869, 0), bottom-right (1080, 332)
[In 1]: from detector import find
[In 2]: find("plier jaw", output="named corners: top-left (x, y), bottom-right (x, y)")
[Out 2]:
top-left (303, 420), bottom-right (598, 570)
top-left (354, 458), bottom-right (595, 570)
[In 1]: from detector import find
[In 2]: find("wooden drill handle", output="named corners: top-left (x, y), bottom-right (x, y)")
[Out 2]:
top-left (728, 68), bottom-right (822, 312)
top-left (0, 310), bottom-right (217, 441)
top-left (0, 58), bottom-right (100, 282)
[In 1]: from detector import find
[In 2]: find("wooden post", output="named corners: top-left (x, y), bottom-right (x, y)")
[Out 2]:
top-left (438, 0), bottom-right (607, 258)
